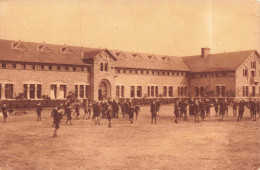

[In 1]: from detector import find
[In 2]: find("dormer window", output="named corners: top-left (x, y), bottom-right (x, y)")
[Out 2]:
top-left (60, 46), bottom-right (73, 54)
top-left (11, 41), bottom-right (27, 51)
top-left (37, 43), bottom-right (51, 52)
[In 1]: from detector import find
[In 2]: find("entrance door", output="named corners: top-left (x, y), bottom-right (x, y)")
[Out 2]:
top-left (98, 82), bottom-right (107, 100)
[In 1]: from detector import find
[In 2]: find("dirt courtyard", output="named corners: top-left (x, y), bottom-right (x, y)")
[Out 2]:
top-left (0, 105), bottom-right (259, 170)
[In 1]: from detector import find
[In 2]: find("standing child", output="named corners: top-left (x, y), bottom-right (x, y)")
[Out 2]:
top-left (36, 102), bottom-right (42, 121)
top-left (53, 106), bottom-right (63, 137)
top-left (128, 103), bottom-right (135, 124)
top-left (75, 101), bottom-right (80, 120)
top-left (65, 105), bottom-right (72, 125)
top-left (107, 104), bottom-right (113, 127)
top-left (134, 103), bottom-right (140, 120)
top-left (1, 104), bottom-right (8, 122)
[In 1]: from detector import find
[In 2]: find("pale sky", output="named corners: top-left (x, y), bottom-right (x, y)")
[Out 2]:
top-left (0, 0), bottom-right (259, 56)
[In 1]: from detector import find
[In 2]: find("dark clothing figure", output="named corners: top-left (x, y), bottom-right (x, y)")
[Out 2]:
top-left (174, 102), bottom-right (180, 123)
top-left (53, 107), bottom-right (63, 137)
top-left (199, 101), bottom-right (206, 120)
top-left (65, 106), bottom-right (72, 125)
top-left (189, 100), bottom-right (195, 116)
top-left (1, 104), bottom-right (8, 122)
top-left (251, 101), bottom-right (257, 121)
top-left (180, 100), bottom-right (188, 120)
top-left (205, 100), bottom-right (211, 116)
top-left (219, 101), bottom-right (226, 121)
top-left (194, 102), bottom-right (199, 123)
top-left (134, 105), bottom-right (140, 120)
top-left (150, 102), bottom-right (157, 124)
top-left (128, 104), bottom-right (135, 124)
top-left (112, 101), bottom-right (119, 119)
top-left (238, 101), bottom-right (245, 121)
top-left (214, 101), bottom-right (219, 116)
top-left (36, 103), bottom-right (42, 121)
top-left (107, 105), bottom-right (113, 127)
top-left (93, 102), bottom-right (101, 125)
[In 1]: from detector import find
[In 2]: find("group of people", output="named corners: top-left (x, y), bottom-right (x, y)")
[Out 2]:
top-left (1, 97), bottom-right (259, 137)
top-left (160, 98), bottom-right (260, 124)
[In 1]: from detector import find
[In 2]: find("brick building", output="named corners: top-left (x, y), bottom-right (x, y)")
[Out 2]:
top-left (0, 39), bottom-right (259, 101)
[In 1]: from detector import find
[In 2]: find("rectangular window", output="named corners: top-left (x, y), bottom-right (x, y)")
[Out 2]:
top-left (32, 65), bottom-right (36, 70)
top-left (130, 86), bottom-right (135, 97)
top-left (116, 85), bottom-right (120, 97)
top-left (221, 86), bottom-right (226, 97)
top-left (184, 87), bottom-right (187, 97)
top-left (57, 66), bottom-right (61, 71)
top-left (79, 85), bottom-right (84, 98)
top-left (29, 84), bottom-right (35, 99)
top-left (146, 71), bottom-right (149, 74)
top-left (148, 86), bottom-right (150, 97)
top-left (100, 63), bottom-right (104, 71)
top-left (169, 86), bottom-right (173, 97)
top-left (73, 67), bottom-right (76, 72)
top-left (37, 84), bottom-right (42, 99)
top-left (60, 85), bottom-right (66, 98)
top-left (12, 64), bottom-right (16, 69)
top-left (105, 63), bottom-right (108, 71)
top-left (137, 86), bottom-right (142, 97)
top-left (23, 84), bottom-right (28, 99)
top-left (251, 71), bottom-right (255, 77)
top-left (51, 85), bottom-right (57, 99)
top-left (252, 86), bottom-right (256, 97)
top-left (163, 86), bottom-right (167, 97)
top-left (200, 87), bottom-right (204, 97)
top-left (85, 85), bottom-right (90, 98)
top-left (5, 84), bottom-right (13, 99)
top-left (130, 70), bottom-right (132, 74)
top-left (65, 66), bottom-right (69, 71)
top-left (135, 70), bottom-right (138, 74)
top-left (155, 86), bottom-right (158, 97)
top-left (121, 86), bottom-right (124, 98)
top-left (151, 86), bottom-right (154, 97)
top-left (49, 65), bottom-right (52, 70)
top-left (41, 65), bottom-right (44, 70)
top-left (22, 64), bottom-right (26, 69)
top-left (242, 86), bottom-right (249, 97)
top-left (123, 70), bottom-right (126, 73)
top-left (117, 69), bottom-right (120, 73)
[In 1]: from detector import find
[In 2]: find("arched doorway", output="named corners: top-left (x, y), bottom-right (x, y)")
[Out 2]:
top-left (98, 79), bottom-right (111, 100)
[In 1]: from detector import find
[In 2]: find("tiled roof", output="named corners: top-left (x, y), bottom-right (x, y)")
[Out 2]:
top-left (110, 50), bottom-right (190, 71)
top-left (182, 50), bottom-right (257, 72)
top-left (0, 39), bottom-right (102, 65)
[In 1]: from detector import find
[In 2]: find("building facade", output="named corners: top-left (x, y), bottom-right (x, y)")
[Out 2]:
top-left (0, 39), bottom-right (259, 101)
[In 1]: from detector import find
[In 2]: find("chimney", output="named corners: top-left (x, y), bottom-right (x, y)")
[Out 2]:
top-left (201, 47), bottom-right (211, 57)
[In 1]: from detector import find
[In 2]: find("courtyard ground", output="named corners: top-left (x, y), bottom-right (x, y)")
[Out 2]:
top-left (0, 105), bottom-right (259, 170)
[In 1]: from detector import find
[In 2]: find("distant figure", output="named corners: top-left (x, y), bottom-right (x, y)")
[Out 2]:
top-left (214, 99), bottom-right (219, 117)
top-left (134, 103), bottom-right (140, 120)
top-left (128, 103), bottom-right (135, 124)
top-left (238, 100), bottom-right (245, 121)
top-left (65, 105), bottom-right (73, 125)
top-left (83, 100), bottom-right (89, 119)
top-left (52, 106), bottom-right (63, 137)
top-left (194, 99), bottom-right (199, 123)
top-left (180, 99), bottom-right (188, 120)
top-left (107, 104), bottom-right (113, 127)
top-left (205, 99), bottom-right (211, 116)
top-left (150, 100), bottom-right (157, 124)
top-left (189, 99), bottom-right (195, 116)
top-left (93, 101), bottom-right (101, 125)
top-left (36, 102), bottom-right (42, 121)
top-left (112, 100), bottom-right (119, 119)
top-left (199, 99), bottom-right (206, 120)
top-left (1, 104), bottom-right (8, 122)
top-left (219, 99), bottom-right (227, 121)
top-left (174, 100), bottom-right (180, 124)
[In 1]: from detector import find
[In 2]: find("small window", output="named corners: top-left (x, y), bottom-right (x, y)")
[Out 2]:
top-left (65, 66), bottom-right (69, 71)
top-left (162, 72), bottom-right (165, 75)
top-left (22, 64), bottom-right (26, 69)
top-left (172, 72), bottom-right (174, 76)
top-left (157, 72), bottom-right (160, 75)
top-left (100, 63), bottom-right (104, 71)
top-left (57, 66), bottom-right (61, 71)
top-left (123, 70), bottom-right (126, 73)
top-left (117, 69), bottom-right (120, 73)
top-left (167, 72), bottom-right (170, 75)
top-left (152, 71), bottom-right (154, 75)
top-left (141, 70), bottom-right (144, 74)
top-left (49, 65), bottom-right (52, 70)
top-left (104, 63), bottom-right (108, 71)
top-left (146, 70), bottom-right (149, 74)
top-left (81, 67), bottom-right (84, 72)
top-left (32, 65), bottom-right (36, 70)
top-left (135, 70), bottom-right (138, 74)
top-left (130, 70), bottom-right (132, 74)
top-left (12, 64), bottom-right (16, 69)
top-left (73, 67), bottom-right (76, 72)
top-left (181, 73), bottom-right (184, 76)
top-left (41, 65), bottom-right (44, 70)
top-left (2, 63), bottom-right (6, 68)
top-left (177, 72), bottom-right (179, 76)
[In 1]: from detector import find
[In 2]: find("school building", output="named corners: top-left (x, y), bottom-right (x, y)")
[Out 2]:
top-left (0, 39), bottom-right (259, 101)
